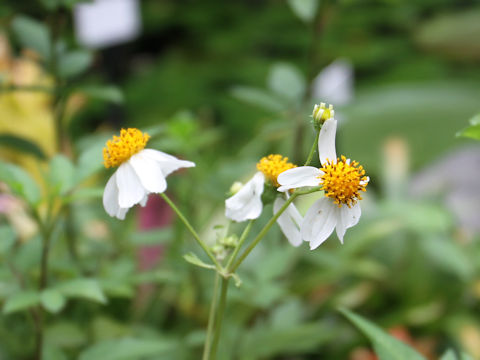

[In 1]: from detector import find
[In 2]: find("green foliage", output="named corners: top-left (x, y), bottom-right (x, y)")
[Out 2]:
top-left (287, 0), bottom-right (319, 23)
top-left (340, 308), bottom-right (427, 360)
top-left (0, 134), bottom-right (47, 160)
top-left (58, 50), bottom-right (93, 78)
top-left (0, 161), bottom-right (41, 205)
top-left (11, 16), bottom-right (51, 60)
top-left (457, 114), bottom-right (480, 140)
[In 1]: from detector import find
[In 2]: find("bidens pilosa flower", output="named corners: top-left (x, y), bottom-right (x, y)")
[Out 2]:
top-left (102, 128), bottom-right (195, 219)
top-left (312, 102), bottom-right (334, 129)
top-left (277, 117), bottom-right (369, 249)
top-left (225, 154), bottom-right (303, 247)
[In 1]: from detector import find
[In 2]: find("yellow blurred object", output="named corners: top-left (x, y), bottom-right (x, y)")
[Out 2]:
top-left (0, 32), bottom-right (55, 178)
top-left (459, 324), bottom-right (480, 359)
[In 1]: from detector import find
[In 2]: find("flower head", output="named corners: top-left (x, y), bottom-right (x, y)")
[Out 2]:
top-left (277, 117), bottom-right (369, 248)
top-left (312, 102), bottom-right (334, 128)
top-left (225, 154), bottom-right (303, 247)
top-left (102, 128), bottom-right (195, 220)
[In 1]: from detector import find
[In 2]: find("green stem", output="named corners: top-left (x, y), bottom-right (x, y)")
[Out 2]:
top-left (202, 273), bottom-right (221, 360)
top-left (304, 128), bottom-right (320, 166)
top-left (160, 193), bottom-right (223, 272)
top-left (209, 277), bottom-right (230, 360)
top-left (226, 220), bottom-right (254, 271)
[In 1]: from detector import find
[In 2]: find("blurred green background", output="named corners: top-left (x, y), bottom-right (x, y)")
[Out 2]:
top-left (0, 0), bottom-right (480, 359)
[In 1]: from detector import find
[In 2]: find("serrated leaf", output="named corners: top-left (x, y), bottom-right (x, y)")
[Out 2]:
top-left (340, 308), bottom-right (427, 360)
top-left (183, 253), bottom-right (216, 270)
top-left (230, 86), bottom-right (286, 112)
top-left (41, 289), bottom-right (66, 314)
top-left (0, 134), bottom-right (47, 160)
top-left (287, 0), bottom-right (319, 23)
top-left (11, 16), bottom-right (50, 60)
top-left (80, 85), bottom-right (124, 104)
top-left (3, 290), bottom-right (40, 314)
top-left (267, 63), bottom-right (306, 102)
top-left (58, 50), bottom-right (93, 78)
top-left (78, 338), bottom-right (178, 360)
top-left (0, 161), bottom-right (41, 205)
top-left (57, 278), bottom-right (107, 304)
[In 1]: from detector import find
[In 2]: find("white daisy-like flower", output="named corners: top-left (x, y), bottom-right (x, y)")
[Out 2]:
top-left (277, 117), bottom-right (369, 249)
top-left (224, 154), bottom-right (302, 247)
top-left (102, 128), bottom-right (195, 220)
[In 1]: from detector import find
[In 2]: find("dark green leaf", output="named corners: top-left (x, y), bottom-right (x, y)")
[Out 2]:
top-left (340, 308), bottom-right (427, 360)
top-left (58, 50), bottom-right (93, 78)
top-left (57, 278), bottom-right (107, 304)
top-left (230, 86), bottom-right (286, 112)
top-left (0, 134), bottom-right (46, 160)
top-left (80, 85), bottom-right (124, 104)
top-left (11, 16), bottom-right (50, 60)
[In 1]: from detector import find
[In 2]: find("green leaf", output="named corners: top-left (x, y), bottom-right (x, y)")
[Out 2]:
top-left (0, 161), bottom-right (41, 205)
top-left (183, 253), bottom-right (216, 270)
top-left (78, 338), bottom-right (178, 360)
top-left (457, 115), bottom-right (480, 140)
top-left (46, 322), bottom-right (88, 349)
top-left (129, 228), bottom-right (173, 246)
top-left (267, 63), bottom-right (306, 102)
top-left (57, 278), bottom-right (107, 304)
top-left (11, 16), bottom-right (50, 60)
top-left (39, 0), bottom-right (61, 10)
top-left (339, 308), bottom-right (427, 360)
top-left (49, 155), bottom-right (75, 195)
top-left (287, 0), bottom-right (319, 23)
top-left (440, 349), bottom-right (457, 360)
top-left (0, 225), bottom-right (16, 255)
top-left (3, 290), bottom-right (40, 314)
top-left (230, 86), bottom-right (286, 112)
top-left (0, 134), bottom-right (47, 160)
top-left (40, 289), bottom-right (66, 314)
top-left (58, 50), bottom-right (93, 78)
top-left (80, 85), bottom-right (124, 104)
top-left (74, 138), bottom-right (105, 185)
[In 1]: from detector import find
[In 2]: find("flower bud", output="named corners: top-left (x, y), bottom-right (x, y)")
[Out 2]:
top-left (228, 181), bottom-right (244, 196)
top-left (312, 103), bottom-right (334, 129)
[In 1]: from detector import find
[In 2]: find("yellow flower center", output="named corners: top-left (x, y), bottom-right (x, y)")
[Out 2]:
top-left (319, 155), bottom-right (368, 207)
top-left (256, 154), bottom-right (296, 187)
top-left (103, 128), bottom-right (150, 168)
top-left (312, 102), bottom-right (334, 124)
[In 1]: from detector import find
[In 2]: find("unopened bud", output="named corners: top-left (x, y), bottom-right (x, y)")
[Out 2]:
top-left (312, 103), bottom-right (334, 129)
top-left (229, 181), bottom-right (244, 196)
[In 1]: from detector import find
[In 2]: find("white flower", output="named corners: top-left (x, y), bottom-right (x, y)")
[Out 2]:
top-left (224, 155), bottom-right (303, 247)
top-left (277, 118), bottom-right (369, 249)
top-left (102, 128), bottom-right (195, 220)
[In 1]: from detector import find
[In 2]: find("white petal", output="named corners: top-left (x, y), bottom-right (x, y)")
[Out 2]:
top-left (116, 162), bottom-right (147, 209)
top-left (142, 149), bottom-right (195, 177)
top-left (274, 196), bottom-right (303, 247)
top-left (335, 202), bottom-right (361, 244)
top-left (318, 118), bottom-right (337, 165)
top-left (277, 166), bottom-right (322, 192)
top-left (140, 195), bottom-right (149, 207)
top-left (129, 152), bottom-right (167, 193)
top-left (302, 198), bottom-right (338, 250)
top-left (103, 172), bottom-right (120, 218)
top-left (116, 207), bottom-right (129, 220)
top-left (225, 172), bottom-right (264, 222)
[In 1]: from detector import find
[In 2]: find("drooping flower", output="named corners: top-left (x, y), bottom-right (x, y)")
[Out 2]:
top-left (224, 154), bottom-right (303, 246)
top-left (102, 128), bottom-right (195, 219)
top-left (277, 117), bottom-right (369, 249)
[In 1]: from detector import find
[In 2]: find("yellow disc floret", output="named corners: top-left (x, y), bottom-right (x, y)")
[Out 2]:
top-left (319, 155), bottom-right (368, 207)
top-left (103, 128), bottom-right (150, 168)
top-left (257, 154), bottom-right (296, 187)
top-left (312, 102), bottom-right (334, 124)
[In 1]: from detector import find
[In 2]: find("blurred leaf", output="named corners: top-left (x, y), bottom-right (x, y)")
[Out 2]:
top-left (230, 86), bottom-right (286, 112)
top-left (183, 252), bottom-right (216, 270)
top-left (129, 228), bottom-right (173, 246)
top-left (3, 290), bottom-right (40, 314)
top-left (287, 0), bottom-right (319, 23)
top-left (49, 155), bottom-right (75, 195)
top-left (11, 16), bottom-right (50, 60)
top-left (340, 308), bottom-right (427, 360)
top-left (74, 139), bottom-right (105, 185)
top-left (457, 114), bottom-right (480, 140)
top-left (58, 50), bottom-right (93, 78)
top-left (91, 317), bottom-right (131, 342)
top-left (267, 63), bottom-right (306, 102)
top-left (80, 85), bottom-right (124, 104)
top-left (57, 278), bottom-right (107, 304)
top-left (78, 338), bottom-right (179, 360)
top-left (416, 9), bottom-right (480, 60)
top-left (441, 349), bottom-right (457, 360)
top-left (0, 226), bottom-right (16, 255)
top-left (0, 161), bottom-right (41, 205)
top-left (40, 289), bottom-right (66, 314)
top-left (39, 0), bottom-right (61, 10)
top-left (0, 134), bottom-right (47, 160)
top-left (46, 322), bottom-right (87, 348)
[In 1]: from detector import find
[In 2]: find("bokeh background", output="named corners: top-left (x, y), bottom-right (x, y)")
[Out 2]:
top-left (0, 0), bottom-right (479, 359)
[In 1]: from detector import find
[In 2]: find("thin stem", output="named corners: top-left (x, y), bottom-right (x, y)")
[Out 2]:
top-left (202, 273), bottom-right (221, 360)
top-left (209, 277), bottom-right (230, 360)
top-left (304, 128), bottom-right (320, 166)
top-left (226, 220), bottom-right (254, 271)
top-left (160, 193), bottom-right (223, 272)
